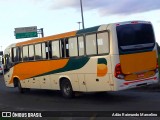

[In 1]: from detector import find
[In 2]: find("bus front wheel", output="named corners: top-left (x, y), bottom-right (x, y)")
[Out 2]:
top-left (17, 80), bottom-right (24, 93)
top-left (60, 79), bottom-right (74, 98)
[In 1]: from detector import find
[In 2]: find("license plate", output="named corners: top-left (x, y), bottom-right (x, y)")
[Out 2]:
top-left (137, 73), bottom-right (144, 78)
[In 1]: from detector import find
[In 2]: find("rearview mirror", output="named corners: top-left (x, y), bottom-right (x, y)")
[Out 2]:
top-left (0, 51), bottom-right (3, 55)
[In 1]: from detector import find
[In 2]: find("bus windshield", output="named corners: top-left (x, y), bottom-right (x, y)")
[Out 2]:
top-left (116, 23), bottom-right (155, 53)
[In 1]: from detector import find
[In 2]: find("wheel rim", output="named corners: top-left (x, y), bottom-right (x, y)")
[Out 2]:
top-left (63, 83), bottom-right (71, 95)
top-left (18, 82), bottom-right (21, 90)
top-left (17, 81), bottom-right (23, 93)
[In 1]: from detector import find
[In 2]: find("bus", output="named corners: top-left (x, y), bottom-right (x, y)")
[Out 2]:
top-left (0, 52), bottom-right (3, 75)
top-left (2, 20), bottom-right (159, 98)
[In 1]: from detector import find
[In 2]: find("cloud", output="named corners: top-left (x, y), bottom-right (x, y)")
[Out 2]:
top-left (1, 0), bottom-right (159, 16)
top-left (50, 0), bottom-right (160, 16)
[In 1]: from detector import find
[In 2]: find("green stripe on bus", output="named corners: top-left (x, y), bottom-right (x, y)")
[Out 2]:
top-left (98, 58), bottom-right (107, 65)
top-left (34, 56), bottom-right (90, 77)
top-left (76, 25), bottom-right (100, 35)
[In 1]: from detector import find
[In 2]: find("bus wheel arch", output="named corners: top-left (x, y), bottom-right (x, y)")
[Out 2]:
top-left (13, 77), bottom-right (24, 93)
top-left (59, 77), bottom-right (74, 98)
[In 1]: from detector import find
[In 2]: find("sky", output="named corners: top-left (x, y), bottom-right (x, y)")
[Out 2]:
top-left (0, 0), bottom-right (160, 51)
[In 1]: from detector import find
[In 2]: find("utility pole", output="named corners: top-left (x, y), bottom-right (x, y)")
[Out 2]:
top-left (80, 0), bottom-right (85, 29)
top-left (40, 28), bottom-right (44, 37)
top-left (37, 28), bottom-right (44, 37)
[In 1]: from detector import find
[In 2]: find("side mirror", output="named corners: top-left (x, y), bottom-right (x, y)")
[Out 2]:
top-left (0, 51), bottom-right (3, 55)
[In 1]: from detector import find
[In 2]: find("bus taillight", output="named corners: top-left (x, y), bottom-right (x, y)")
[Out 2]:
top-left (114, 63), bottom-right (124, 79)
top-left (156, 62), bottom-right (159, 69)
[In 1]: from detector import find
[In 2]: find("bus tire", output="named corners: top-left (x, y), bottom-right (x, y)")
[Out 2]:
top-left (17, 80), bottom-right (24, 93)
top-left (60, 79), bottom-right (74, 98)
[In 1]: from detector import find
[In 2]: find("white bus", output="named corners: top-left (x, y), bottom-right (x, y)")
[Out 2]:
top-left (2, 20), bottom-right (159, 98)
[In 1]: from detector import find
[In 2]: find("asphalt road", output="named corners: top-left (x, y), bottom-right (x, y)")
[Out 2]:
top-left (0, 75), bottom-right (160, 120)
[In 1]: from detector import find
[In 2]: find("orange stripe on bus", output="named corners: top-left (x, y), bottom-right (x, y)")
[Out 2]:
top-left (9, 59), bottom-right (69, 84)
top-left (16, 31), bottom-right (77, 46)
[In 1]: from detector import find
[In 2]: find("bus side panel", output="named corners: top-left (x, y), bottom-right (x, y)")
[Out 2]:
top-left (50, 74), bottom-right (61, 90)
top-left (39, 75), bottom-right (51, 89)
top-left (77, 74), bottom-right (86, 92)
top-left (57, 56), bottom-right (113, 92)
top-left (110, 55), bottom-right (121, 91)
top-left (20, 78), bottom-right (26, 88)
top-left (70, 74), bottom-right (80, 91)
top-left (84, 56), bottom-right (112, 92)
top-left (85, 74), bottom-right (110, 92)
top-left (24, 77), bottom-right (40, 89)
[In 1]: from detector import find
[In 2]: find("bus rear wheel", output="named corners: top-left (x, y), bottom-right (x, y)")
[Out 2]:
top-left (60, 79), bottom-right (74, 98)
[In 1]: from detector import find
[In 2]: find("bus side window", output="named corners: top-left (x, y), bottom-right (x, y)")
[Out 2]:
top-left (51, 40), bottom-right (60, 59)
top-left (4, 54), bottom-right (10, 71)
top-left (29, 45), bottom-right (34, 61)
top-left (78, 36), bottom-right (85, 56)
top-left (22, 46), bottom-right (29, 61)
top-left (97, 31), bottom-right (109, 54)
top-left (42, 42), bottom-right (48, 60)
top-left (86, 33), bottom-right (97, 55)
top-left (12, 47), bottom-right (19, 62)
top-left (69, 37), bottom-right (78, 57)
top-left (35, 43), bottom-right (42, 60)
